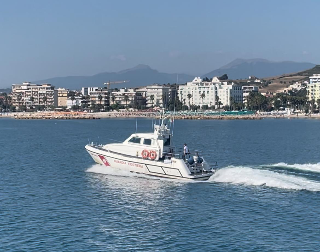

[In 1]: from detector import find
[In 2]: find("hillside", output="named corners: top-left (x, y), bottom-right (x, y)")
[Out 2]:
top-left (12, 59), bottom-right (317, 92)
top-left (33, 64), bottom-right (193, 90)
top-left (259, 65), bottom-right (320, 93)
top-left (202, 59), bottom-right (315, 79)
top-left (0, 88), bottom-right (11, 94)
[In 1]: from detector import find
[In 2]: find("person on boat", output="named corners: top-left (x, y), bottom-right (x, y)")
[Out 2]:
top-left (183, 143), bottom-right (190, 159)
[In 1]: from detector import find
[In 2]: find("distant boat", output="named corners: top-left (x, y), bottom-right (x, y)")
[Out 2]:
top-left (85, 114), bottom-right (216, 180)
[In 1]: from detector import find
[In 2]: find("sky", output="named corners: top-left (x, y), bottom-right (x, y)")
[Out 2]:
top-left (0, 0), bottom-right (319, 87)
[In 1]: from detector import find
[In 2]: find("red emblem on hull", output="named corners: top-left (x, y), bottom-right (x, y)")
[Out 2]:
top-left (98, 155), bottom-right (110, 166)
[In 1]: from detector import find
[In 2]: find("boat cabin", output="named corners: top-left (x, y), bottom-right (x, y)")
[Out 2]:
top-left (123, 123), bottom-right (172, 161)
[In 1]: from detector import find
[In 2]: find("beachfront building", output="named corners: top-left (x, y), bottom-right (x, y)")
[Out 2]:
top-left (81, 87), bottom-right (99, 96)
top-left (178, 77), bottom-right (243, 109)
top-left (110, 88), bottom-right (136, 107)
top-left (89, 88), bottom-right (109, 108)
top-left (307, 82), bottom-right (320, 103)
top-left (242, 86), bottom-right (259, 104)
top-left (145, 85), bottom-right (171, 108)
top-left (178, 77), bottom-right (218, 108)
top-left (216, 83), bottom-right (243, 107)
top-left (309, 74), bottom-right (320, 84)
top-left (66, 95), bottom-right (83, 109)
top-left (12, 82), bottom-right (57, 109)
top-left (134, 87), bottom-right (147, 109)
top-left (55, 88), bottom-right (68, 107)
top-left (307, 74), bottom-right (320, 102)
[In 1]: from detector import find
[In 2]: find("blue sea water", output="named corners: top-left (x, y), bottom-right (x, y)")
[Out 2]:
top-left (1, 118), bottom-right (320, 251)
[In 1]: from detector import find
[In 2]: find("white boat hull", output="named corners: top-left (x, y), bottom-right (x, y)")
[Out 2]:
top-left (85, 144), bottom-right (214, 181)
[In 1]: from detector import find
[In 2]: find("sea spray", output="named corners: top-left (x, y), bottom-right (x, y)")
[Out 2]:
top-left (209, 166), bottom-right (320, 191)
top-left (269, 162), bottom-right (320, 173)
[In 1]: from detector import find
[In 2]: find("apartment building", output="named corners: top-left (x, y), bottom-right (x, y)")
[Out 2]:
top-left (89, 88), bottom-right (109, 107)
top-left (178, 77), bottom-right (243, 108)
top-left (110, 88), bottom-right (136, 107)
top-left (55, 88), bottom-right (68, 107)
top-left (81, 87), bottom-right (99, 96)
top-left (12, 82), bottom-right (56, 108)
top-left (242, 86), bottom-right (259, 104)
top-left (145, 85), bottom-right (171, 108)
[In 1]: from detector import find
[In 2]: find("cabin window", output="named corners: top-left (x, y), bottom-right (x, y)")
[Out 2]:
top-left (143, 139), bottom-right (152, 145)
top-left (129, 137), bottom-right (141, 144)
top-left (164, 136), bottom-right (170, 146)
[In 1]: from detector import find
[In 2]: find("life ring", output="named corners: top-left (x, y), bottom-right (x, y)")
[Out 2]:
top-left (149, 150), bottom-right (157, 160)
top-left (141, 149), bottom-right (149, 159)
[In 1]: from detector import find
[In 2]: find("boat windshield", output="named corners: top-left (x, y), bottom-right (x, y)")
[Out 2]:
top-left (129, 137), bottom-right (141, 144)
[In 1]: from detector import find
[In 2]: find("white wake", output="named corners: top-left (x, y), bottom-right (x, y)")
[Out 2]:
top-left (209, 166), bottom-right (320, 191)
top-left (270, 162), bottom-right (320, 173)
top-left (87, 164), bottom-right (320, 191)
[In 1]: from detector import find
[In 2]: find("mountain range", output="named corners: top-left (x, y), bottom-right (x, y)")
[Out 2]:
top-left (202, 59), bottom-right (315, 80)
top-left (34, 64), bottom-right (193, 90)
top-left (30, 59), bottom-right (316, 90)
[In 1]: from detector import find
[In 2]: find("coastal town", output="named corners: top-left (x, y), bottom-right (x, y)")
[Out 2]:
top-left (1, 67), bottom-right (320, 119)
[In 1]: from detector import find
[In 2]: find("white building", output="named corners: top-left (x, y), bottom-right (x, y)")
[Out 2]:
top-left (145, 85), bottom-right (171, 108)
top-left (55, 88), bottom-right (68, 107)
top-left (89, 89), bottom-right (109, 107)
top-left (248, 76), bottom-right (261, 83)
top-left (12, 82), bottom-right (57, 108)
top-left (307, 76), bottom-right (320, 102)
top-left (135, 87), bottom-right (147, 108)
top-left (178, 77), bottom-right (217, 108)
top-left (216, 83), bottom-right (243, 107)
top-left (178, 77), bottom-right (243, 109)
top-left (242, 86), bottom-right (259, 104)
top-left (81, 87), bottom-right (99, 96)
top-left (309, 74), bottom-right (320, 84)
top-left (110, 88), bottom-right (136, 107)
top-left (66, 96), bottom-right (83, 108)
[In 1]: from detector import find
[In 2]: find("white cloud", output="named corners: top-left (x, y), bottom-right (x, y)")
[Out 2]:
top-left (168, 51), bottom-right (182, 58)
top-left (110, 54), bottom-right (127, 61)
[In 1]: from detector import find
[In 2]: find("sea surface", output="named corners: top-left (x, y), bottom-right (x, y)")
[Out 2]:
top-left (1, 117), bottom-right (320, 251)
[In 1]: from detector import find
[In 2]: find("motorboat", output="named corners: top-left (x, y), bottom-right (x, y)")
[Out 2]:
top-left (85, 115), bottom-right (216, 180)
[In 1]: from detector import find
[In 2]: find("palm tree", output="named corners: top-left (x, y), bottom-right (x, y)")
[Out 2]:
top-left (187, 93), bottom-right (192, 109)
top-left (111, 95), bottom-right (115, 105)
top-left (98, 94), bottom-right (102, 105)
top-left (3, 93), bottom-right (8, 111)
top-left (200, 92), bottom-right (205, 106)
top-left (230, 97), bottom-right (236, 111)
top-left (42, 96), bottom-right (47, 109)
top-left (29, 96), bottom-right (34, 109)
top-left (150, 95), bottom-right (155, 108)
top-left (317, 99), bottom-right (320, 110)
top-left (17, 94), bottom-right (22, 108)
top-left (310, 99), bottom-right (316, 113)
top-left (70, 95), bottom-right (75, 106)
top-left (0, 97), bottom-right (4, 112)
top-left (215, 96), bottom-right (220, 109)
top-left (85, 95), bottom-right (90, 108)
top-left (124, 95), bottom-right (129, 108)
top-left (7, 95), bottom-right (12, 112)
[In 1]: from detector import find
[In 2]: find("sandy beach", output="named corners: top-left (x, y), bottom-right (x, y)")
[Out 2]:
top-left (2, 111), bottom-right (320, 120)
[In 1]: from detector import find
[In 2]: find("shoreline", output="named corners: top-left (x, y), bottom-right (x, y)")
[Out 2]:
top-left (1, 111), bottom-right (320, 120)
